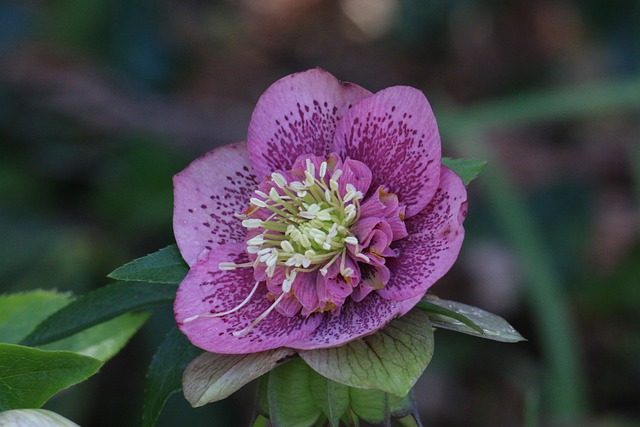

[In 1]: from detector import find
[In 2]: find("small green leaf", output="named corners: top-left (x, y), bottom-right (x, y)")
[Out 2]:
top-left (40, 312), bottom-right (149, 362)
top-left (308, 371), bottom-right (349, 427)
top-left (299, 309), bottom-right (434, 397)
top-left (442, 157), bottom-right (487, 186)
top-left (349, 388), bottom-right (388, 425)
top-left (0, 343), bottom-right (102, 410)
top-left (142, 327), bottom-right (202, 427)
top-left (416, 300), bottom-right (484, 334)
top-left (423, 296), bottom-right (525, 342)
top-left (255, 375), bottom-right (270, 417)
top-left (388, 389), bottom-right (413, 417)
top-left (268, 358), bottom-right (322, 427)
top-left (183, 348), bottom-right (295, 407)
top-left (0, 291), bottom-right (72, 344)
top-left (21, 282), bottom-right (177, 346)
top-left (108, 245), bottom-right (188, 284)
top-left (0, 409), bottom-right (80, 426)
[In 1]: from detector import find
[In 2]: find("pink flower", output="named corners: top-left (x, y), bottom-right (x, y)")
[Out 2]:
top-left (173, 69), bottom-right (467, 354)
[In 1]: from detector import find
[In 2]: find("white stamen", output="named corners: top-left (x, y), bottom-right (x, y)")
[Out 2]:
top-left (250, 197), bottom-right (267, 208)
top-left (271, 173), bottom-right (287, 188)
top-left (304, 171), bottom-right (315, 187)
top-left (265, 249), bottom-right (279, 266)
top-left (218, 262), bottom-right (237, 270)
top-left (329, 179), bottom-right (339, 191)
top-left (341, 267), bottom-right (354, 277)
top-left (281, 240), bottom-right (295, 253)
top-left (316, 210), bottom-right (332, 221)
top-left (344, 236), bottom-right (358, 245)
top-left (331, 168), bottom-right (343, 181)
top-left (282, 270), bottom-right (297, 293)
top-left (242, 218), bottom-right (263, 229)
top-left (269, 187), bottom-right (281, 201)
top-left (247, 245), bottom-right (261, 254)
top-left (232, 292), bottom-right (286, 337)
top-left (356, 252), bottom-right (370, 262)
top-left (324, 189), bottom-right (332, 202)
top-left (305, 158), bottom-right (315, 177)
top-left (183, 280), bottom-right (261, 322)
top-left (319, 161), bottom-right (327, 178)
top-left (290, 181), bottom-right (307, 192)
top-left (299, 234), bottom-right (311, 248)
top-left (247, 235), bottom-right (265, 246)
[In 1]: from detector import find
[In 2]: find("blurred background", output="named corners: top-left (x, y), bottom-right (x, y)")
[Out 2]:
top-left (1, 0), bottom-right (639, 426)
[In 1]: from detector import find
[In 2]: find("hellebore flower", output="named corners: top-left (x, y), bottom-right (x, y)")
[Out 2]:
top-left (173, 69), bottom-right (467, 354)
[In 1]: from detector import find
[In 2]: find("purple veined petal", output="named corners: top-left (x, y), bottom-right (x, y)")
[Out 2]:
top-left (332, 86), bottom-right (441, 217)
top-left (378, 166), bottom-right (467, 301)
top-left (286, 293), bottom-right (408, 350)
top-left (174, 243), bottom-right (323, 354)
top-left (248, 69), bottom-right (373, 179)
top-left (337, 158), bottom-right (372, 195)
top-left (173, 142), bottom-right (258, 266)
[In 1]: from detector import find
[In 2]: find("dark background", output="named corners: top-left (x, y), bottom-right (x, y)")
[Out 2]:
top-left (1, 0), bottom-right (639, 426)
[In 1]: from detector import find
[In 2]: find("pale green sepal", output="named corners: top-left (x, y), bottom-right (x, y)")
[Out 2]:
top-left (299, 309), bottom-right (434, 397)
top-left (349, 388), bottom-right (388, 424)
top-left (308, 371), bottom-right (349, 427)
top-left (182, 348), bottom-right (295, 407)
top-left (268, 358), bottom-right (321, 427)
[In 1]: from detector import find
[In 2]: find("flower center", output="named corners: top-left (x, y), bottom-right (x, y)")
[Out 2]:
top-left (185, 154), bottom-right (408, 337)
top-left (220, 157), bottom-right (369, 293)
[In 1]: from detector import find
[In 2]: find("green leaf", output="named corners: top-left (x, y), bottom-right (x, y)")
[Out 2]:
top-left (268, 358), bottom-right (321, 427)
top-left (416, 300), bottom-right (484, 334)
top-left (108, 245), bottom-right (188, 285)
top-left (442, 157), bottom-right (487, 186)
top-left (308, 371), bottom-right (349, 427)
top-left (0, 291), bottom-right (71, 344)
top-left (21, 282), bottom-right (177, 346)
top-left (388, 389), bottom-right (413, 417)
top-left (183, 348), bottom-right (295, 407)
top-left (0, 343), bottom-right (102, 410)
top-left (0, 409), bottom-right (80, 426)
top-left (255, 375), bottom-right (270, 418)
top-left (299, 309), bottom-right (434, 397)
top-left (142, 327), bottom-right (202, 427)
top-left (423, 297), bottom-right (525, 342)
top-left (40, 312), bottom-right (149, 362)
top-left (349, 388), bottom-right (388, 425)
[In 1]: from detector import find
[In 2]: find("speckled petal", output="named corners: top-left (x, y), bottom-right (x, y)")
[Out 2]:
top-left (332, 86), bottom-right (441, 217)
top-left (378, 166), bottom-right (467, 301)
top-left (174, 243), bottom-right (323, 354)
top-left (248, 69), bottom-right (373, 179)
top-left (173, 142), bottom-right (258, 266)
top-left (286, 293), bottom-right (408, 350)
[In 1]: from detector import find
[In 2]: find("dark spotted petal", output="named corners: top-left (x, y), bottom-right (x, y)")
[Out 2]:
top-left (287, 293), bottom-right (410, 350)
top-left (379, 166), bottom-right (467, 301)
top-left (247, 69), bottom-right (372, 179)
top-left (332, 86), bottom-right (441, 217)
top-left (173, 142), bottom-right (258, 266)
top-left (174, 244), bottom-right (323, 354)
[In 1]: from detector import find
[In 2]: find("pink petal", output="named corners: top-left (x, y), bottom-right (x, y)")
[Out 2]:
top-left (247, 69), bottom-right (373, 179)
top-left (173, 142), bottom-right (258, 266)
top-left (378, 166), bottom-right (467, 301)
top-left (174, 244), bottom-right (323, 354)
top-left (286, 293), bottom-right (407, 350)
top-left (332, 86), bottom-right (441, 217)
